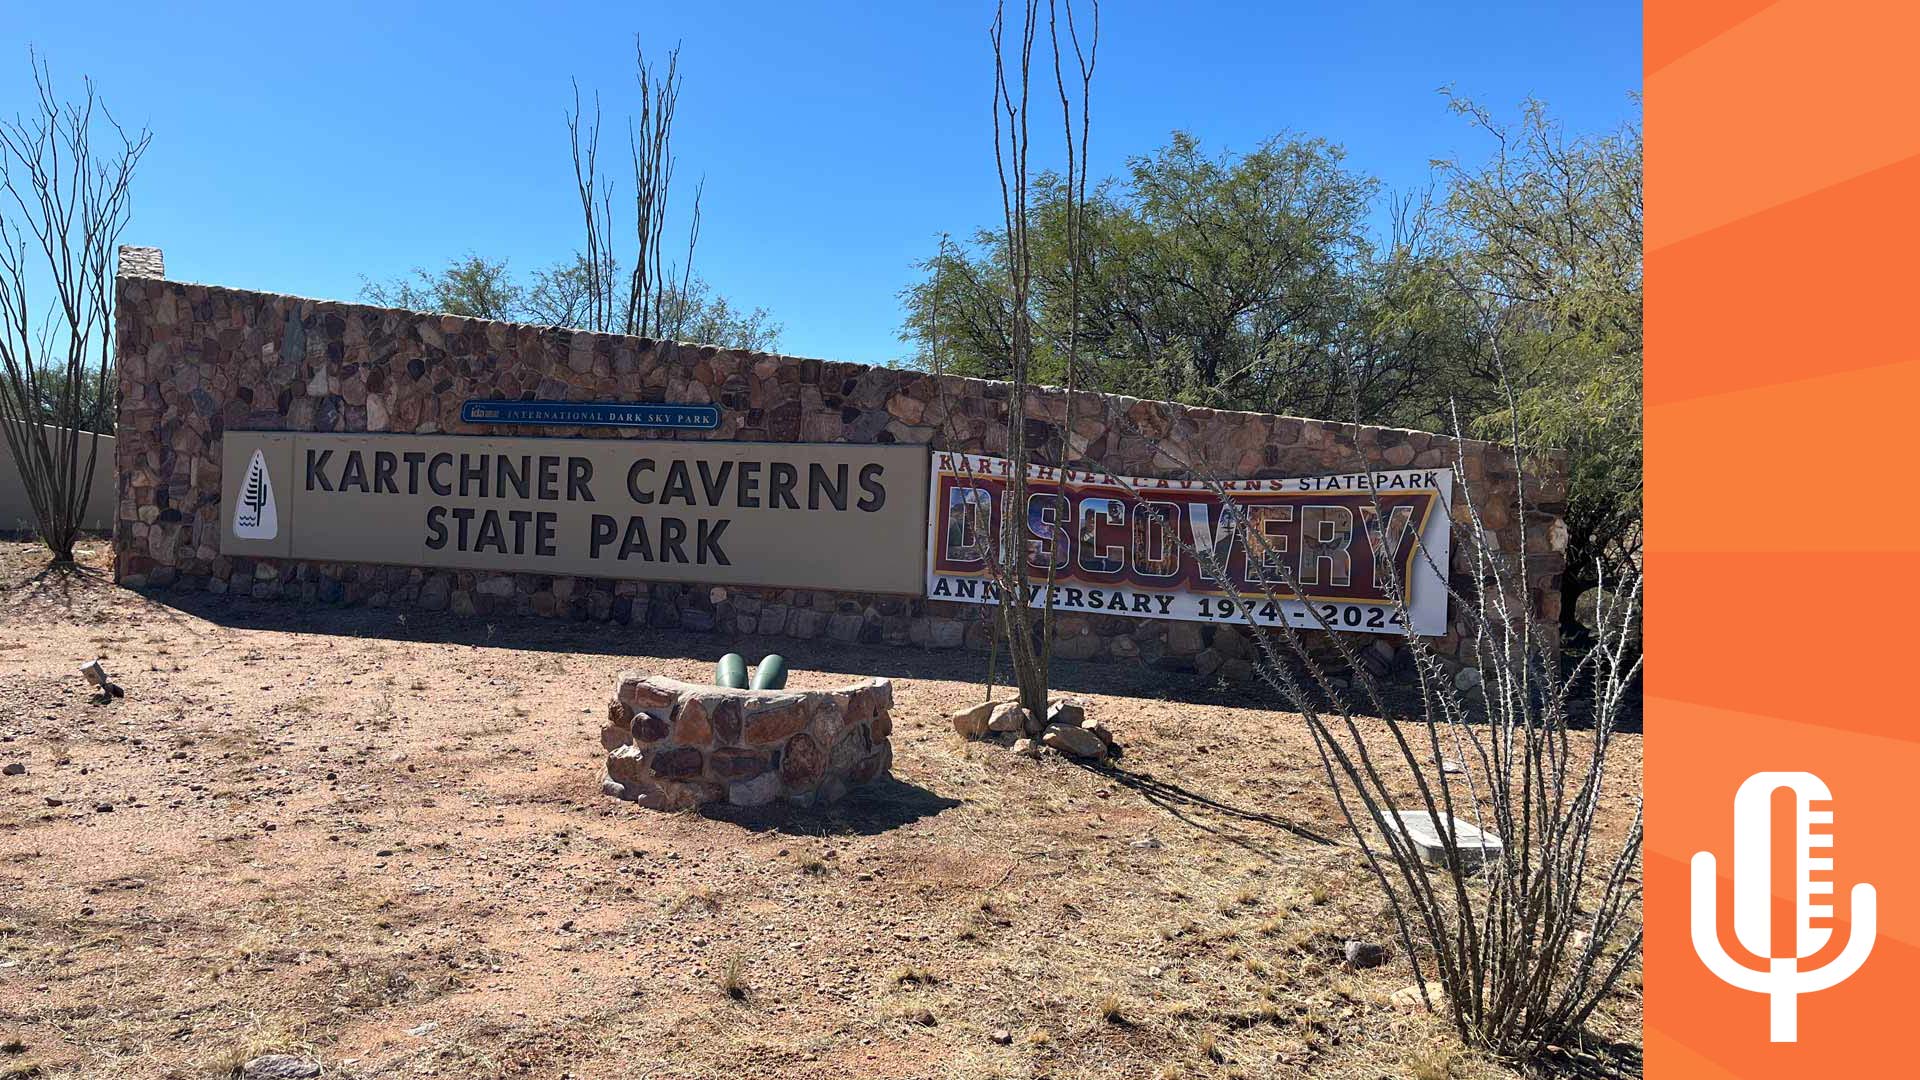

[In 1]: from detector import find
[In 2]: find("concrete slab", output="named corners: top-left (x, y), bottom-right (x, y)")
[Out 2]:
top-left (1381, 810), bottom-right (1504, 870)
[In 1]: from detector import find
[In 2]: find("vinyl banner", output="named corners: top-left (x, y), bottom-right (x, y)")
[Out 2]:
top-left (220, 433), bottom-right (930, 594)
top-left (924, 452), bottom-right (1451, 636)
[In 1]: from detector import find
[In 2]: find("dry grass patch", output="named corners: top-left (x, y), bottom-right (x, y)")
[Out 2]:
top-left (672, 885), bottom-right (721, 913)
top-left (720, 955), bottom-right (748, 1001)
top-left (891, 964), bottom-right (938, 987)
top-left (1409, 1047), bottom-right (1460, 1080)
top-left (328, 960), bottom-right (418, 1010)
top-left (192, 1010), bottom-right (317, 1079)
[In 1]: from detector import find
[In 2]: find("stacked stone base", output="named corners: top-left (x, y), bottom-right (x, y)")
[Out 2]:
top-left (602, 673), bottom-right (893, 811)
top-left (951, 697), bottom-right (1117, 760)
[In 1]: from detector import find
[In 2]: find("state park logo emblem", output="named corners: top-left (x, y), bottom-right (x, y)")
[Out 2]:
top-left (231, 448), bottom-right (279, 541)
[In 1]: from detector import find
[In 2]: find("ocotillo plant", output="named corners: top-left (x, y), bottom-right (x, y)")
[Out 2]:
top-left (1086, 421), bottom-right (1643, 1059)
top-left (0, 52), bottom-right (149, 561)
top-left (978, 0), bottom-right (1099, 720)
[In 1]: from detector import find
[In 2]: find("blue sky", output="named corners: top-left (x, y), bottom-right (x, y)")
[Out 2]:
top-left (7, 1), bottom-right (1639, 367)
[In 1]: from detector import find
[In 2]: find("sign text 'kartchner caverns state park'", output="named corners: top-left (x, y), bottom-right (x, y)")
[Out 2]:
top-left (924, 453), bottom-right (1452, 636)
top-left (220, 433), bottom-right (930, 595)
top-left (217, 433), bottom-right (1451, 636)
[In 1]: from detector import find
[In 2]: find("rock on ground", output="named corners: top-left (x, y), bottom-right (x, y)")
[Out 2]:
top-left (241, 1055), bottom-right (323, 1080)
top-left (1041, 722), bottom-right (1106, 759)
top-left (950, 700), bottom-right (995, 738)
top-left (986, 701), bottom-right (1030, 733)
top-left (1045, 700), bottom-right (1086, 728)
top-left (1344, 940), bottom-right (1390, 969)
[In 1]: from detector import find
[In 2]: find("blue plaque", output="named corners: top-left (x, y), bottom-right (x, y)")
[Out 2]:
top-left (459, 400), bottom-right (721, 431)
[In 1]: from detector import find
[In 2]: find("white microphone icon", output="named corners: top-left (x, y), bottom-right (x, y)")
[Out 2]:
top-left (1691, 771), bottom-right (1876, 1042)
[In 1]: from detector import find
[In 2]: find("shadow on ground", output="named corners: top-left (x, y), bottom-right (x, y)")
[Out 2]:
top-left (14, 558), bottom-right (110, 607)
top-left (130, 583), bottom-right (1648, 730)
top-left (12, 550), bottom-right (1638, 733)
top-left (1534, 1035), bottom-right (1643, 1080)
top-left (697, 775), bottom-right (964, 837)
top-left (131, 584), bottom-right (1308, 709)
top-left (1083, 757), bottom-right (1337, 849)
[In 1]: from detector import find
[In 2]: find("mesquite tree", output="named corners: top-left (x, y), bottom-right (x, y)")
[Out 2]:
top-left (0, 53), bottom-right (148, 561)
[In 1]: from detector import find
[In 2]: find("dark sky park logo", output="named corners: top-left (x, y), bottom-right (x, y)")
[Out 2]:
top-left (231, 448), bottom-right (279, 540)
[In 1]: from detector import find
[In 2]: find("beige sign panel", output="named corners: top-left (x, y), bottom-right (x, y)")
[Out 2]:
top-left (220, 433), bottom-right (930, 594)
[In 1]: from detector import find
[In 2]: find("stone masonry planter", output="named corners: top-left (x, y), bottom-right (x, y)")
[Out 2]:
top-left (601, 673), bottom-right (894, 811)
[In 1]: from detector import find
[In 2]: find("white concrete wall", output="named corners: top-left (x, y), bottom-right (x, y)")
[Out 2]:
top-left (0, 426), bottom-right (117, 533)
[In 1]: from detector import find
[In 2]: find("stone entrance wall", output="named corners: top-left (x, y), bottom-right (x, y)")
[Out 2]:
top-left (109, 246), bottom-right (1569, 677)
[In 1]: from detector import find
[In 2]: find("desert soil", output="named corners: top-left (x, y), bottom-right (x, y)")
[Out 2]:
top-left (0, 541), bottom-right (1640, 1079)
